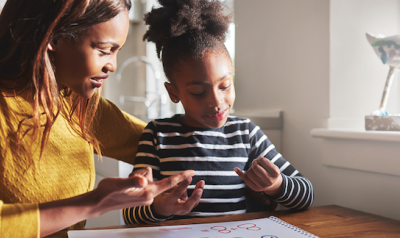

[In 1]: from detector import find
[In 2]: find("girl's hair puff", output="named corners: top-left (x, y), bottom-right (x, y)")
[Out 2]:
top-left (143, 0), bottom-right (232, 84)
top-left (0, 0), bottom-right (131, 161)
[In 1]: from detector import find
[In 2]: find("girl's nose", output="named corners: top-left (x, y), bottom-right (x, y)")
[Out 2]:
top-left (208, 89), bottom-right (224, 108)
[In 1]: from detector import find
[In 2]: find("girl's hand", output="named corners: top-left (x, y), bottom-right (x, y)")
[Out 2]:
top-left (152, 178), bottom-right (205, 217)
top-left (234, 157), bottom-right (283, 197)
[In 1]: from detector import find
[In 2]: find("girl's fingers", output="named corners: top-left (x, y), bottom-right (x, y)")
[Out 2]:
top-left (257, 157), bottom-right (280, 177)
top-left (176, 186), bottom-right (203, 215)
top-left (251, 161), bottom-right (270, 180)
top-left (246, 167), bottom-right (271, 189)
top-left (170, 177), bottom-right (192, 199)
top-left (234, 167), bottom-right (260, 191)
top-left (177, 179), bottom-right (205, 201)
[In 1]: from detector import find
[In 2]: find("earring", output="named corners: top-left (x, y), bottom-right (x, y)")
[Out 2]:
top-left (173, 99), bottom-right (179, 103)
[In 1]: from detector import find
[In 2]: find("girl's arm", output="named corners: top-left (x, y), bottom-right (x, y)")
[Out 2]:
top-left (39, 168), bottom-right (195, 237)
top-left (235, 121), bottom-right (314, 210)
top-left (123, 121), bottom-right (203, 224)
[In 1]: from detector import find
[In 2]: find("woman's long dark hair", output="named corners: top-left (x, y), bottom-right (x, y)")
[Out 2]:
top-left (0, 0), bottom-right (131, 160)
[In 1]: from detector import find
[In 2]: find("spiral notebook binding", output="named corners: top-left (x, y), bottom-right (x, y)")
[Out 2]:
top-left (269, 216), bottom-right (320, 238)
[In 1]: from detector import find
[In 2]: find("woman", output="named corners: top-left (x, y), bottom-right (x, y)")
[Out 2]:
top-left (0, 0), bottom-right (199, 237)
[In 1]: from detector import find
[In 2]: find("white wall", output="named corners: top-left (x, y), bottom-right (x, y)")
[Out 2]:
top-left (0, 0), bottom-right (6, 11)
top-left (327, 0), bottom-right (400, 220)
top-left (235, 0), bottom-right (400, 220)
top-left (330, 0), bottom-right (400, 128)
top-left (103, 13), bottom-right (148, 121)
top-left (234, 0), bottom-right (332, 205)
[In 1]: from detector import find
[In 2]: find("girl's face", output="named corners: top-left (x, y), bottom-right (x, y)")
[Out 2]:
top-left (165, 51), bottom-right (235, 128)
top-left (49, 9), bottom-right (129, 99)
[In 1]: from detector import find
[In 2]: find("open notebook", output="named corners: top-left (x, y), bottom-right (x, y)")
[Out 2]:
top-left (68, 216), bottom-right (319, 238)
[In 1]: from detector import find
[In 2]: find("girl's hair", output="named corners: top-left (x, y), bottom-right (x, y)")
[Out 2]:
top-left (0, 0), bottom-right (131, 159)
top-left (143, 0), bottom-right (232, 84)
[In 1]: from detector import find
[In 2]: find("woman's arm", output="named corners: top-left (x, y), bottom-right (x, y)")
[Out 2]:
top-left (90, 96), bottom-right (147, 165)
top-left (39, 168), bottom-right (195, 237)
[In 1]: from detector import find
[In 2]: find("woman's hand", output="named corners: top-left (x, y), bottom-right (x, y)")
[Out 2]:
top-left (39, 167), bottom-right (195, 237)
top-left (234, 157), bottom-right (283, 197)
top-left (152, 177), bottom-right (205, 217)
top-left (91, 167), bottom-right (197, 217)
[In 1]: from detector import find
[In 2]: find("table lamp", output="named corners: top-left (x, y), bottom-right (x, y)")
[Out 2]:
top-left (365, 32), bottom-right (400, 131)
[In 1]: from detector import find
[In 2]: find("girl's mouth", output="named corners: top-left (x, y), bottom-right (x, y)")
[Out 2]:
top-left (208, 108), bottom-right (228, 121)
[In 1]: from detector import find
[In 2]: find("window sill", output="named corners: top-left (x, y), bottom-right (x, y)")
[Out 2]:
top-left (310, 128), bottom-right (400, 177)
top-left (310, 128), bottom-right (400, 142)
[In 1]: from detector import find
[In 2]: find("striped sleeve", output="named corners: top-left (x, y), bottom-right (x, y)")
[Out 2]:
top-left (122, 121), bottom-right (171, 224)
top-left (247, 120), bottom-right (314, 210)
top-left (123, 205), bottom-right (173, 225)
top-left (273, 174), bottom-right (314, 210)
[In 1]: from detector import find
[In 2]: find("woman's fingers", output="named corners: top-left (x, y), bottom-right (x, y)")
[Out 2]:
top-left (124, 175), bottom-right (148, 188)
top-left (194, 180), bottom-right (205, 190)
top-left (153, 170), bottom-right (195, 196)
top-left (129, 167), bottom-right (153, 181)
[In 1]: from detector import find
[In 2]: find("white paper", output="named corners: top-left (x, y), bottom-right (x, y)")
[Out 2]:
top-left (68, 217), bottom-right (318, 238)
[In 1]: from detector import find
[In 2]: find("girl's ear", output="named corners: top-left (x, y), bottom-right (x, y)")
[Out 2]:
top-left (164, 82), bottom-right (180, 103)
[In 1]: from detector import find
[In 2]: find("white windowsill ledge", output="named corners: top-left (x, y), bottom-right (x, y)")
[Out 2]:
top-left (311, 128), bottom-right (400, 177)
top-left (310, 128), bottom-right (400, 142)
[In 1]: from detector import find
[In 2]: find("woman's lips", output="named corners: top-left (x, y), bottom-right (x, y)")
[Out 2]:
top-left (91, 75), bottom-right (108, 88)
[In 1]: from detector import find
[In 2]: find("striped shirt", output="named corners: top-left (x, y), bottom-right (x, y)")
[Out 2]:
top-left (123, 115), bottom-right (313, 224)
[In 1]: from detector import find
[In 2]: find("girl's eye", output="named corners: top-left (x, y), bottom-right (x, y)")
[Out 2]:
top-left (221, 84), bottom-right (231, 90)
top-left (191, 92), bottom-right (205, 96)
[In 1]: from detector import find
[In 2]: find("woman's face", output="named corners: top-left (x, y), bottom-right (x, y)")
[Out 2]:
top-left (165, 51), bottom-right (235, 128)
top-left (49, 9), bottom-right (129, 99)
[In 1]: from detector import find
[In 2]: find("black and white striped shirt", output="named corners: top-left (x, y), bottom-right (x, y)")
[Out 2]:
top-left (123, 115), bottom-right (313, 224)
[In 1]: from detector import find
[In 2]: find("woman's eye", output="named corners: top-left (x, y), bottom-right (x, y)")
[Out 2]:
top-left (98, 49), bottom-right (111, 55)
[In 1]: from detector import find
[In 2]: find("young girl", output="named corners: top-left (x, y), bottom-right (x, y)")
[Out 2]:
top-left (123, 0), bottom-right (314, 224)
top-left (0, 0), bottom-right (195, 237)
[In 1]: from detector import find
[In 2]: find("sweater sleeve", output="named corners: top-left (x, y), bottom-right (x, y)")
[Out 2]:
top-left (122, 121), bottom-right (173, 224)
top-left (246, 121), bottom-right (314, 210)
top-left (90, 96), bottom-right (147, 165)
top-left (0, 201), bottom-right (40, 238)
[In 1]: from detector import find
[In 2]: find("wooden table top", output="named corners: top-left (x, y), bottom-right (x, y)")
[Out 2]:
top-left (48, 205), bottom-right (400, 237)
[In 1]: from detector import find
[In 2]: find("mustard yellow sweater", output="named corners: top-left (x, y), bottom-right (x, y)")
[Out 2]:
top-left (0, 92), bottom-right (146, 238)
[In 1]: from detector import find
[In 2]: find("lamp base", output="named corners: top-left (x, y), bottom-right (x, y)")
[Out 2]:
top-left (365, 115), bottom-right (400, 131)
